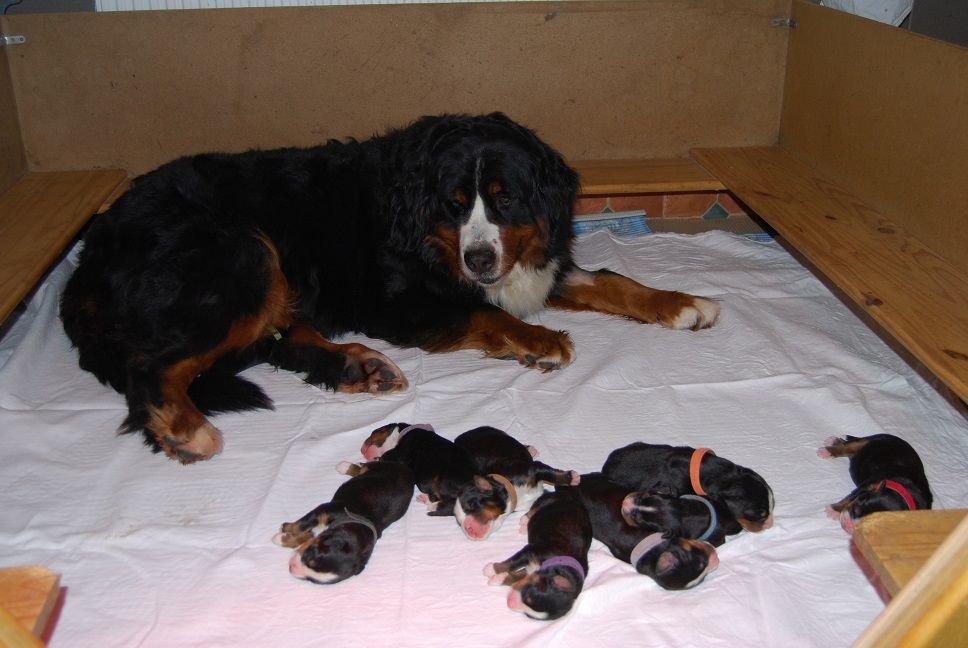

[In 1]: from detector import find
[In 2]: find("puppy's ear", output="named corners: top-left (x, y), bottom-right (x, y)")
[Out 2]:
top-left (474, 475), bottom-right (494, 491)
top-left (552, 574), bottom-right (575, 592)
top-left (655, 550), bottom-right (681, 576)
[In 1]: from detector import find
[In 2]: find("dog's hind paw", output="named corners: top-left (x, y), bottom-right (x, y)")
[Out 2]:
top-left (338, 344), bottom-right (409, 395)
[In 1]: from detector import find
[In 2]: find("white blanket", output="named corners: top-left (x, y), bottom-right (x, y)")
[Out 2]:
top-left (2, 230), bottom-right (966, 647)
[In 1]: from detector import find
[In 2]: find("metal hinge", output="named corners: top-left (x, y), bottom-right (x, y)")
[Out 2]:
top-left (1, 35), bottom-right (26, 46)
top-left (770, 16), bottom-right (797, 28)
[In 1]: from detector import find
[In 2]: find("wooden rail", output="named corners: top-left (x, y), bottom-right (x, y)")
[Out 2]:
top-left (0, 169), bottom-right (128, 326)
top-left (571, 158), bottom-right (725, 195)
top-left (691, 146), bottom-right (968, 405)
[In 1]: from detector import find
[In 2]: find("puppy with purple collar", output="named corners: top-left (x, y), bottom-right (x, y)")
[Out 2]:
top-left (483, 490), bottom-right (592, 620)
top-left (273, 460), bottom-right (414, 584)
top-left (818, 433), bottom-right (932, 533)
top-left (454, 426), bottom-right (580, 540)
top-left (571, 473), bottom-right (719, 590)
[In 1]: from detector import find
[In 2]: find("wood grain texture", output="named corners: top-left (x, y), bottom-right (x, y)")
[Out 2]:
top-left (0, 169), bottom-right (128, 324)
top-left (782, 0), bottom-right (968, 278)
top-left (853, 510), bottom-right (968, 596)
top-left (571, 158), bottom-right (724, 195)
top-left (0, 566), bottom-right (60, 640)
top-left (691, 146), bottom-right (968, 403)
top-left (853, 512), bottom-right (968, 648)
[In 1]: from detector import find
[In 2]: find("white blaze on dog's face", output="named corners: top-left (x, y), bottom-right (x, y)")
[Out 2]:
top-left (453, 157), bottom-right (558, 319)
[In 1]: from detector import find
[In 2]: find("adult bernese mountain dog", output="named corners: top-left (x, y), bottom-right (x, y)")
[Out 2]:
top-left (61, 112), bottom-right (719, 463)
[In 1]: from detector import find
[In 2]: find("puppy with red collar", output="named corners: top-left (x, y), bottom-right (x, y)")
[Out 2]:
top-left (602, 442), bottom-right (774, 533)
top-left (818, 433), bottom-right (932, 533)
top-left (360, 422), bottom-right (476, 518)
top-left (483, 490), bottom-right (592, 620)
top-left (453, 426), bottom-right (580, 540)
top-left (571, 473), bottom-right (719, 590)
top-left (273, 460), bottom-right (414, 584)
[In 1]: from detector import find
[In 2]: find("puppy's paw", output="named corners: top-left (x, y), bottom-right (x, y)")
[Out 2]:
top-left (527, 445), bottom-right (539, 458)
top-left (663, 295), bottom-right (720, 331)
top-left (518, 515), bottom-right (530, 534)
top-left (335, 460), bottom-right (355, 474)
top-left (569, 470), bottom-right (581, 486)
top-left (816, 447), bottom-right (832, 459)
top-left (483, 563), bottom-right (497, 578)
top-left (824, 505), bottom-right (841, 521)
top-left (416, 493), bottom-right (430, 504)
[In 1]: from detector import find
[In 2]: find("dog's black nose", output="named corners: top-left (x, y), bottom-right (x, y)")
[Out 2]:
top-left (464, 246), bottom-right (496, 275)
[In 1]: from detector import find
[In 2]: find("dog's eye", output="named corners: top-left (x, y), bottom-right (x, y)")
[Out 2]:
top-left (497, 195), bottom-right (513, 208)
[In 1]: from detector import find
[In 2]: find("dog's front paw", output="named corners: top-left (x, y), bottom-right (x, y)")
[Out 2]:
top-left (659, 294), bottom-right (720, 331)
top-left (498, 326), bottom-right (575, 372)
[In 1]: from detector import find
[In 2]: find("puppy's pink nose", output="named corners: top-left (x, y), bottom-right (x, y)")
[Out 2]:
top-left (707, 551), bottom-right (720, 572)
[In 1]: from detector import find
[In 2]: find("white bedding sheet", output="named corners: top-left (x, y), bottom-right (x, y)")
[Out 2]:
top-left (2, 230), bottom-right (966, 647)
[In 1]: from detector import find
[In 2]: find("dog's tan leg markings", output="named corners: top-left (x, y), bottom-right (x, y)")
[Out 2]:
top-left (426, 309), bottom-right (574, 371)
top-left (549, 268), bottom-right (719, 330)
top-left (146, 235), bottom-right (295, 464)
top-left (284, 324), bottom-right (408, 394)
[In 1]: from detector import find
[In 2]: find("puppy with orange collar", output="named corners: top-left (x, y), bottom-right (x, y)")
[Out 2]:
top-left (483, 490), bottom-right (592, 620)
top-left (602, 442), bottom-right (774, 533)
top-left (818, 433), bottom-right (932, 533)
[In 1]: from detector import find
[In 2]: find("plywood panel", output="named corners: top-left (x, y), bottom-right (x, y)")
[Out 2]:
top-left (692, 146), bottom-right (968, 404)
top-left (0, 23), bottom-right (27, 194)
top-left (4, 1), bottom-right (790, 176)
top-left (781, 1), bottom-right (968, 277)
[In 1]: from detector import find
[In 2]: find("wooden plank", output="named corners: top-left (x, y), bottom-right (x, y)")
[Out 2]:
top-left (781, 1), bottom-right (968, 279)
top-left (852, 510), bottom-right (968, 597)
top-left (691, 146), bottom-right (968, 405)
top-left (0, 566), bottom-right (60, 640)
top-left (0, 169), bottom-right (128, 325)
top-left (571, 158), bottom-right (725, 195)
top-left (853, 512), bottom-right (968, 647)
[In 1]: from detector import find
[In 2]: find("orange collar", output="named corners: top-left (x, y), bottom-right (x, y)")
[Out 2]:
top-left (690, 448), bottom-right (716, 496)
top-left (489, 473), bottom-right (518, 512)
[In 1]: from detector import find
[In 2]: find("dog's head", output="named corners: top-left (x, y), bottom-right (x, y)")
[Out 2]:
top-left (716, 466), bottom-right (775, 532)
top-left (506, 562), bottom-right (584, 620)
top-left (288, 524), bottom-right (377, 585)
top-left (390, 113), bottom-right (579, 317)
top-left (633, 535), bottom-right (720, 590)
top-left (454, 475), bottom-right (513, 540)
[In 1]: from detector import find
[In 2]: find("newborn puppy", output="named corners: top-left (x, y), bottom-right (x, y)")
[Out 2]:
top-left (603, 442), bottom-right (774, 532)
top-left (360, 422), bottom-right (477, 517)
top-left (454, 426), bottom-right (580, 540)
top-left (621, 490), bottom-right (737, 546)
top-left (572, 473), bottom-right (719, 590)
top-left (273, 460), bottom-right (414, 584)
top-left (818, 433), bottom-right (932, 533)
top-left (483, 490), bottom-right (592, 620)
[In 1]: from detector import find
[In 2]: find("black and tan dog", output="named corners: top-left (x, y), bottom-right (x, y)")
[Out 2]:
top-left (602, 442), bottom-right (774, 533)
top-left (360, 422), bottom-right (476, 518)
top-left (620, 489), bottom-right (737, 547)
top-left (453, 426), bottom-right (580, 540)
top-left (483, 490), bottom-right (592, 620)
top-left (273, 460), bottom-right (414, 584)
top-left (818, 433), bottom-right (932, 533)
top-left (570, 473), bottom-right (719, 590)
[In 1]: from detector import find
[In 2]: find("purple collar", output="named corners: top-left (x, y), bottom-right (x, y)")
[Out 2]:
top-left (540, 555), bottom-right (585, 579)
top-left (398, 423), bottom-right (434, 439)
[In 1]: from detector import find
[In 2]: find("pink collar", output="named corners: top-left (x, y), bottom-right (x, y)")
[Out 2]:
top-left (884, 480), bottom-right (917, 510)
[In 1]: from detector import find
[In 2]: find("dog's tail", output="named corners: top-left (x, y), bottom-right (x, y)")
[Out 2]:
top-left (188, 342), bottom-right (275, 415)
